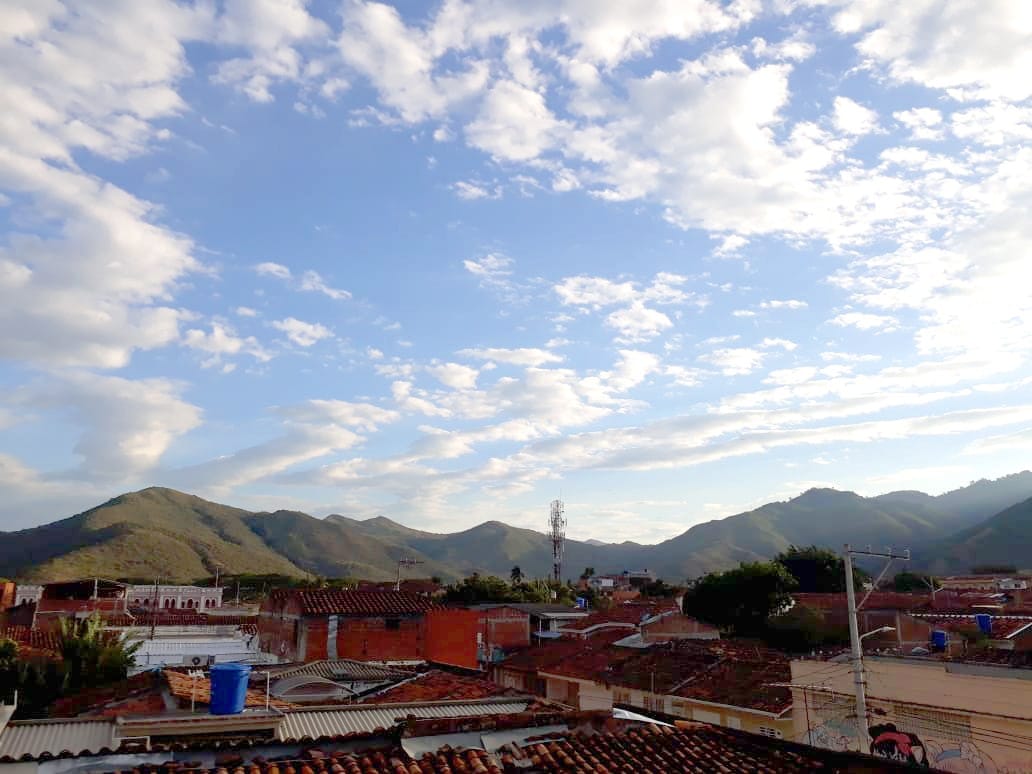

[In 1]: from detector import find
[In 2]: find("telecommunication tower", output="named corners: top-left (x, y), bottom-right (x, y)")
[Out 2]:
top-left (548, 499), bottom-right (566, 583)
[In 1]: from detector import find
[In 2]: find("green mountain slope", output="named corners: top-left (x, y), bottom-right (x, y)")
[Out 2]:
top-left (244, 511), bottom-right (459, 581)
top-left (0, 488), bottom-right (307, 582)
top-left (924, 496), bottom-right (1032, 574)
top-left (344, 515), bottom-right (638, 580)
top-left (3, 471), bottom-right (1030, 584)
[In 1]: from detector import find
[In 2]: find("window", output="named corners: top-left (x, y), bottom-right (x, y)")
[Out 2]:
top-left (758, 726), bottom-right (783, 739)
top-left (385, 618), bottom-right (400, 630)
top-left (725, 717), bottom-right (741, 730)
top-left (613, 688), bottom-right (632, 704)
top-left (643, 695), bottom-right (666, 713)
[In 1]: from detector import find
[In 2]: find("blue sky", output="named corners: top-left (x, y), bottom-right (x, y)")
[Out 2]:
top-left (1, 0), bottom-right (1030, 541)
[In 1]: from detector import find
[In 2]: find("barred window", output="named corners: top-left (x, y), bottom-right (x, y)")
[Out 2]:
top-left (758, 726), bottom-right (783, 739)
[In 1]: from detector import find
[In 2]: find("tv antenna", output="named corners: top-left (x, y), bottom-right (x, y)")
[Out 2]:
top-left (395, 558), bottom-right (423, 591)
top-left (549, 499), bottom-right (566, 583)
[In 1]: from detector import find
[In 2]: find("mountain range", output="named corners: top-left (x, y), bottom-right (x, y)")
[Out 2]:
top-left (2, 471), bottom-right (1030, 584)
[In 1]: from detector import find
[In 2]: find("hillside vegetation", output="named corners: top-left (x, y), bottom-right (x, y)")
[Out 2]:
top-left (2, 471), bottom-right (1030, 583)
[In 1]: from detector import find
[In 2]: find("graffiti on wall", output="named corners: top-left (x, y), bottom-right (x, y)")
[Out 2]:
top-left (808, 718), bottom-right (1003, 773)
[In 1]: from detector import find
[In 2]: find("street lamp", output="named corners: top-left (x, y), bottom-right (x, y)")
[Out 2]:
top-left (860, 626), bottom-right (895, 641)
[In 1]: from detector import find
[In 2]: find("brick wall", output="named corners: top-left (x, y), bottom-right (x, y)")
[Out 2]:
top-left (258, 594), bottom-right (303, 661)
top-left (331, 616), bottom-right (425, 661)
top-left (427, 607), bottom-right (530, 669)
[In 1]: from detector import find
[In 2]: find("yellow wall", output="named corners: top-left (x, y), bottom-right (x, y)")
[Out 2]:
top-left (539, 672), bottom-right (792, 738)
top-left (792, 657), bottom-right (1032, 772)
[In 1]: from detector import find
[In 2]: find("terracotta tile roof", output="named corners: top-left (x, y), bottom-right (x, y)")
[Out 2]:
top-left (497, 631), bottom-right (629, 674)
top-left (915, 613), bottom-right (1032, 639)
top-left (530, 637), bottom-right (792, 715)
top-left (558, 602), bottom-right (679, 633)
top-left (91, 717), bottom-right (915, 773)
top-left (163, 670), bottom-right (296, 711)
top-left (668, 641), bottom-right (792, 714)
top-left (0, 625), bottom-right (60, 659)
top-left (49, 672), bottom-right (164, 718)
top-left (281, 590), bottom-right (436, 617)
top-left (360, 670), bottom-right (524, 704)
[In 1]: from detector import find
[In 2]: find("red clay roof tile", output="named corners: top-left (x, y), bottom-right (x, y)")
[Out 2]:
top-left (278, 590), bottom-right (436, 617)
top-left (360, 670), bottom-right (524, 704)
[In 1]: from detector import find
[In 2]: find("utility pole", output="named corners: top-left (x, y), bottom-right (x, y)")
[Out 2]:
top-left (843, 544), bottom-right (909, 749)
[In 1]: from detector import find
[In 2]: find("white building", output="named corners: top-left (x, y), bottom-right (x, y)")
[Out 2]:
top-left (13, 584), bottom-right (42, 607)
top-left (125, 584), bottom-right (223, 610)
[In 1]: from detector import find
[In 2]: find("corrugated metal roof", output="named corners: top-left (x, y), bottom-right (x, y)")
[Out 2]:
top-left (274, 659), bottom-right (410, 682)
top-left (0, 719), bottom-right (115, 760)
top-left (277, 701), bottom-right (529, 741)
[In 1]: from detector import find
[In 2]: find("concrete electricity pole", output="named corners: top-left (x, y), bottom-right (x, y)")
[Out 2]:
top-left (843, 544), bottom-right (909, 749)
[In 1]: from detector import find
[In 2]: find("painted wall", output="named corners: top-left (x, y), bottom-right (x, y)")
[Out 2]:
top-left (792, 657), bottom-right (1032, 772)
top-left (539, 672), bottom-right (793, 737)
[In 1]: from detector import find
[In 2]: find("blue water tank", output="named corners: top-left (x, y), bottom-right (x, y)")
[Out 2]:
top-left (209, 663), bottom-right (252, 715)
top-left (975, 613), bottom-right (992, 635)
top-left (931, 630), bottom-right (948, 651)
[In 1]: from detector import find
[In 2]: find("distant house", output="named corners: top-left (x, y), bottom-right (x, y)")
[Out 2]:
top-left (258, 589), bottom-right (435, 662)
top-left (494, 634), bottom-right (793, 739)
top-left (488, 603), bottom-right (587, 637)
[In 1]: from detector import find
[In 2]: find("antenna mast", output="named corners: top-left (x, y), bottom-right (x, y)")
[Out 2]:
top-left (549, 499), bottom-right (566, 583)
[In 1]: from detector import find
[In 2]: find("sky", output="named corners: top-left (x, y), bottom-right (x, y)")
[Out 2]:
top-left (1, 0), bottom-right (1030, 542)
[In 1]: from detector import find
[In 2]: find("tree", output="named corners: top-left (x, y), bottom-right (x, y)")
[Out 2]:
top-left (763, 606), bottom-right (849, 653)
top-left (55, 615), bottom-right (140, 694)
top-left (773, 545), bottom-right (867, 593)
top-left (640, 579), bottom-right (679, 598)
top-left (510, 565), bottom-right (523, 584)
top-left (892, 571), bottom-right (939, 592)
top-left (682, 562), bottom-right (797, 636)
top-left (580, 567), bottom-right (595, 580)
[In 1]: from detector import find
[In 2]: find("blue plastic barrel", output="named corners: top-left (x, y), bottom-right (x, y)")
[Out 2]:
top-left (975, 613), bottom-right (992, 635)
top-left (931, 630), bottom-right (948, 651)
top-left (209, 663), bottom-right (252, 715)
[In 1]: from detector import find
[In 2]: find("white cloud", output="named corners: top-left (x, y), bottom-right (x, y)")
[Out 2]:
top-left (280, 399), bottom-right (400, 432)
top-left (464, 253), bottom-right (512, 285)
top-left (828, 0), bottom-right (1032, 101)
top-left (606, 302), bottom-right (673, 343)
top-left (829, 311), bottom-right (899, 332)
top-left (761, 337), bottom-right (797, 351)
top-left (457, 347), bottom-right (563, 367)
top-left (183, 321), bottom-right (271, 367)
top-left (427, 362), bottom-right (479, 390)
top-left (894, 107), bottom-right (943, 141)
top-left (299, 270), bottom-right (351, 301)
top-left (235, 306), bottom-right (258, 317)
top-left (13, 371), bottom-right (201, 480)
top-left (759, 299), bottom-right (808, 310)
top-left (272, 317), bottom-right (333, 346)
top-left (466, 80), bottom-right (560, 162)
top-left (832, 96), bottom-right (879, 135)
top-left (254, 261), bottom-right (292, 279)
top-left (213, 0), bottom-right (329, 103)
top-left (701, 347), bottom-right (765, 376)
top-left (452, 180), bottom-right (502, 200)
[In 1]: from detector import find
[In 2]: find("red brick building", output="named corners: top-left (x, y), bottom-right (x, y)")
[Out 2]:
top-left (258, 589), bottom-right (435, 662)
top-left (425, 606), bottom-right (530, 670)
